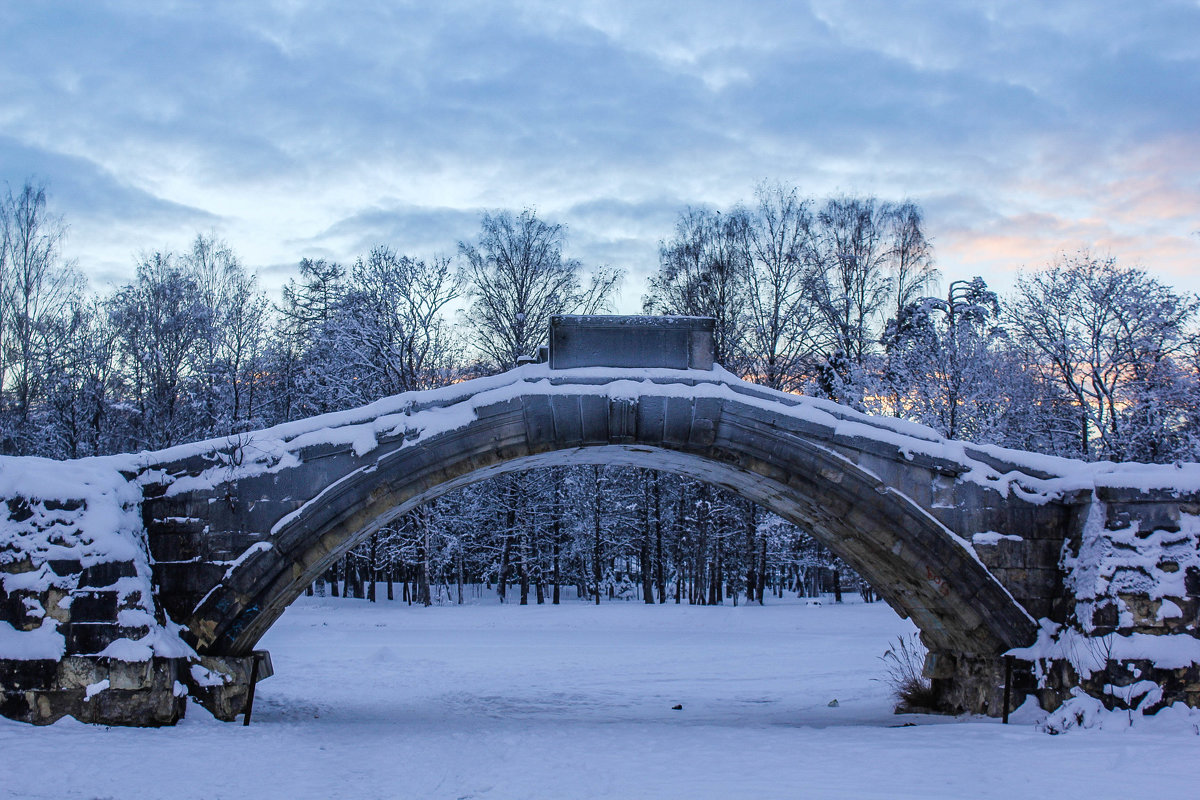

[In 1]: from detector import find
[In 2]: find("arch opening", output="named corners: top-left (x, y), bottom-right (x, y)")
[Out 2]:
top-left (191, 427), bottom-right (1034, 667)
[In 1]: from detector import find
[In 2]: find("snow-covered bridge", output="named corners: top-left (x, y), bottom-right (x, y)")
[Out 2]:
top-left (2, 316), bottom-right (1199, 726)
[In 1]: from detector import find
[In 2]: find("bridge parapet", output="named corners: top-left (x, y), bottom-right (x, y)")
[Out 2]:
top-left (548, 314), bottom-right (715, 370)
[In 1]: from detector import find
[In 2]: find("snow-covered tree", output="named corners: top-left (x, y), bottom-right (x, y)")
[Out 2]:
top-left (107, 252), bottom-right (212, 449)
top-left (1007, 253), bottom-right (1200, 462)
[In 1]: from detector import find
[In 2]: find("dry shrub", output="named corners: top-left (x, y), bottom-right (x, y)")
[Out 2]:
top-left (880, 633), bottom-right (939, 712)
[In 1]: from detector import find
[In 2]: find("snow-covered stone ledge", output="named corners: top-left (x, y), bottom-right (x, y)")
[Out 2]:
top-left (0, 457), bottom-right (268, 725)
top-left (1003, 493), bottom-right (1200, 714)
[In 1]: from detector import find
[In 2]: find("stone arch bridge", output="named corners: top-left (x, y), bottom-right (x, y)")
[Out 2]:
top-left (2, 316), bottom-right (1198, 726)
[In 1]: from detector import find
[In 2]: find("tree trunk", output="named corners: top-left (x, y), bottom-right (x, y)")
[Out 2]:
top-left (456, 548), bottom-right (464, 605)
top-left (499, 481), bottom-right (515, 603)
top-left (640, 539), bottom-right (655, 603)
top-left (345, 555), bottom-right (364, 599)
top-left (518, 527), bottom-right (530, 606)
top-left (1081, 411), bottom-right (1089, 460)
top-left (708, 547), bottom-right (719, 606)
top-left (498, 532), bottom-right (512, 604)
top-left (422, 523), bottom-right (432, 607)
top-left (695, 484), bottom-right (709, 606)
top-left (756, 538), bottom-right (767, 605)
top-left (592, 466), bottom-right (603, 605)
top-left (654, 472), bottom-right (665, 604)
top-left (577, 553), bottom-right (587, 604)
top-left (641, 470), bottom-right (655, 604)
top-left (552, 472), bottom-right (562, 605)
top-left (859, 581), bottom-right (874, 603)
top-left (534, 553), bottom-right (544, 605)
top-left (415, 518), bottom-right (431, 607)
top-left (551, 533), bottom-right (561, 605)
top-left (744, 501), bottom-right (757, 604)
top-left (367, 534), bottom-right (378, 603)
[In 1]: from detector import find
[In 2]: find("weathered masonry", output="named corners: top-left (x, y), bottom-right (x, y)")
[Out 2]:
top-left (2, 315), bottom-right (1198, 726)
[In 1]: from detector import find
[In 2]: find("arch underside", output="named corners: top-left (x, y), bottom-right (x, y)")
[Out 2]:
top-left (186, 391), bottom-right (1037, 660)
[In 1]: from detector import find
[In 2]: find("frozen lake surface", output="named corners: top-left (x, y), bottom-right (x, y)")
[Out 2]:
top-left (2, 594), bottom-right (1196, 799)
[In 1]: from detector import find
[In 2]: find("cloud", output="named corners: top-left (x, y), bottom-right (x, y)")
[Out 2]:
top-left (297, 204), bottom-right (483, 261)
top-left (0, 0), bottom-right (1195, 301)
top-left (0, 137), bottom-right (216, 227)
top-left (0, 135), bottom-right (221, 289)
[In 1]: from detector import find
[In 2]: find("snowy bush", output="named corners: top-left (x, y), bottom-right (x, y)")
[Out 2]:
top-left (1039, 690), bottom-right (1110, 734)
top-left (1039, 688), bottom-right (1200, 735)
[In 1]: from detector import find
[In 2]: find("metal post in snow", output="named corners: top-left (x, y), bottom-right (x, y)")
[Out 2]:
top-left (1002, 655), bottom-right (1014, 724)
top-left (242, 653), bottom-right (261, 727)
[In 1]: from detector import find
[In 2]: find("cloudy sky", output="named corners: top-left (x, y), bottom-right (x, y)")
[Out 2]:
top-left (3, 1), bottom-right (1198, 310)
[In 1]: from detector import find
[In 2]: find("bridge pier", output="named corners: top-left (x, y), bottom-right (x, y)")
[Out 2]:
top-left (0, 482), bottom-right (272, 726)
top-left (187, 651), bottom-right (273, 721)
top-left (924, 650), bottom-right (1035, 716)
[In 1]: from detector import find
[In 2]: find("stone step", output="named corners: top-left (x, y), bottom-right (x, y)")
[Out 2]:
top-left (78, 560), bottom-right (138, 589)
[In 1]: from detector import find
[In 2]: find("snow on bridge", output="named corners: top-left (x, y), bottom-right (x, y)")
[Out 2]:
top-left (2, 316), bottom-right (1199, 726)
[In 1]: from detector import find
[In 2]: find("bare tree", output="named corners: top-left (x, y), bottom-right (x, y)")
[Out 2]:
top-left (180, 233), bottom-right (270, 434)
top-left (645, 206), bottom-right (751, 371)
top-left (0, 181), bottom-right (82, 439)
top-left (460, 209), bottom-right (620, 371)
top-left (743, 183), bottom-right (822, 391)
top-left (885, 201), bottom-right (938, 322)
top-left (42, 297), bottom-right (119, 458)
top-left (807, 196), bottom-right (894, 369)
top-left (1008, 253), bottom-right (1200, 460)
top-left (107, 252), bottom-right (212, 449)
top-left (339, 246), bottom-right (463, 393)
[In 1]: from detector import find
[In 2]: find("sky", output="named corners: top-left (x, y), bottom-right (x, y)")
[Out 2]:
top-left (2, 0), bottom-right (1198, 311)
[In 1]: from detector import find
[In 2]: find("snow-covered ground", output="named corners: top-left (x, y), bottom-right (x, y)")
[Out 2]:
top-left (2, 595), bottom-right (1196, 799)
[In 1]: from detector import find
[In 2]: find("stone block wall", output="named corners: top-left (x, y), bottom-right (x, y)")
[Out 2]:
top-left (1067, 491), bottom-right (1200, 637)
top-left (1006, 490), bottom-right (1200, 714)
top-left (0, 467), bottom-right (267, 726)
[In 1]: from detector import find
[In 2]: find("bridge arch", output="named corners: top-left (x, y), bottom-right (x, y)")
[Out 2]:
top-left (172, 376), bottom-right (1036, 668)
top-left (6, 316), bottom-right (1197, 727)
